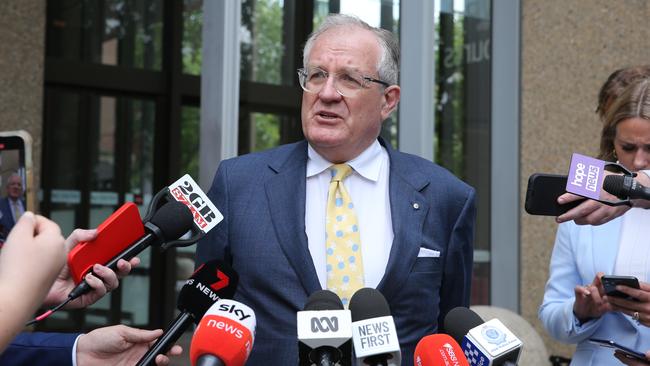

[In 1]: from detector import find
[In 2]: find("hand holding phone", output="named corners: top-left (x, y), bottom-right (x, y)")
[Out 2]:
top-left (525, 173), bottom-right (584, 216)
top-left (601, 275), bottom-right (641, 301)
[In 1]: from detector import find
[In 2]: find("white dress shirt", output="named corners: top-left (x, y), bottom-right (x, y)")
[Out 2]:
top-left (305, 140), bottom-right (394, 289)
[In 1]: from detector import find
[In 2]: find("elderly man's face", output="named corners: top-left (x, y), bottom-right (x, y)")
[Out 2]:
top-left (6, 176), bottom-right (22, 200)
top-left (300, 27), bottom-right (399, 163)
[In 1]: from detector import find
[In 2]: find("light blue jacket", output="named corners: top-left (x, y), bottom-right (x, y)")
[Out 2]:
top-left (539, 218), bottom-right (650, 365)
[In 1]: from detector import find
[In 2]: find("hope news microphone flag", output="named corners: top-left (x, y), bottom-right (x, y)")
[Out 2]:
top-left (297, 289), bottom-right (352, 366)
top-left (414, 333), bottom-right (470, 366)
top-left (603, 174), bottom-right (650, 201)
top-left (136, 260), bottom-right (239, 366)
top-left (349, 288), bottom-right (401, 366)
top-left (444, 307), bottom-right (521, 366)
top-left (190, 299), bottom-right (256, 366)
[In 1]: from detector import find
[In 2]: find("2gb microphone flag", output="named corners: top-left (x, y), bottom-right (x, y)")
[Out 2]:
top-left (169, 174), bottom-right (223, 234)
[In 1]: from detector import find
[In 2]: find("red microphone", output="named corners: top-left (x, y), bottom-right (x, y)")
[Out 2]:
top-left (190, 299), bottom-right (257, 366)
top-left (414, 334), bottom-right (469, 366)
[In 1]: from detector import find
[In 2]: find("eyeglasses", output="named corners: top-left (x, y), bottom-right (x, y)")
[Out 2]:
top-left (297, 67), bottom-right (390, 97)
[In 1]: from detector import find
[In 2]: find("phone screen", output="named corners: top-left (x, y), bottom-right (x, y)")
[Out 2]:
top-left (0, 131), bottom-right (32, 246)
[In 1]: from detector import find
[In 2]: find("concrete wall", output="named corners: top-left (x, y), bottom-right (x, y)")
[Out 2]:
top-left (0, 0), bottom-right (45, 207)
top-left (520, 0), bottom-right (650, 358)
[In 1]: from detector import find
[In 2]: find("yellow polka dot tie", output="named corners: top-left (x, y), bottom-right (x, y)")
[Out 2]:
top-left (326, 164), bottom-right (364, 307)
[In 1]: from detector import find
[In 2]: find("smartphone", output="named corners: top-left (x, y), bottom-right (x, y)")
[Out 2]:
top-left (525, 173), bottom-right (584, 216)
top-left (601, 275), bottom-right (640, 300)
top-left (67, 202), bottom-right (145, 284)
top-left (589, 338), bottom-right (647, 362)
top-left (0, 131), bottom-right (32, 244)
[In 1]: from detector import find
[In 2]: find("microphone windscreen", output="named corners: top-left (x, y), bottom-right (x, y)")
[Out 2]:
top-left (305, 290), bottom-right (344, 311)
top-left (603, 174), bottom-right (626, 197)
top-left (414, 334), bottom-right (469, 366)
top-left (443, 307), bottom-right (484, 344)
top-left (149, 200), bottom-right (194, 241)
top-left (190, 299), bottom-right (256, 366)
top-left (177, 259), bottom-right (239, 321)
top-left (348, 288), bottom-right (390, 321)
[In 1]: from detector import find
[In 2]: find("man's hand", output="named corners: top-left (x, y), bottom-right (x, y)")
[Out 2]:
top-left (76, 325), bottom-right (182, 366)
top-left (42, 229), bottom-right (140, 309)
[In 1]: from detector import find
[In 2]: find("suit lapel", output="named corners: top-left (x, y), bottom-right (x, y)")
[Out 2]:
top-left (377, 142), bottom-right (430, 301)
top-left (591, 217), bottom-right (622, 276)
top-left (265, 141), bottom-right (322, 295)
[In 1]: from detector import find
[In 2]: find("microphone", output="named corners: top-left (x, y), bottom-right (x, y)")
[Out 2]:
top-left (136, 259), bottom-right (239, 366)
top-left (349, 288), bottom-right (401, 366)
top-left (297, 290), bottom-right (352, 366)
top-left (603, 174), bottom-right (650, 201)
top-left (66, 200), bottom-right (193, 300)
top-left (190, 299), bottom-right (257, 366)
top-left (444, 307), bottom-right (522, 366)
top-left (68, 173), bottom-right (223, 301)
top-left (414, 334), bottom-right (470, 366)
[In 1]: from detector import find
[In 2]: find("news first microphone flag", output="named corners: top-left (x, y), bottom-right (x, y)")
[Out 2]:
top-left (326, 164), bottom-right (364, 306)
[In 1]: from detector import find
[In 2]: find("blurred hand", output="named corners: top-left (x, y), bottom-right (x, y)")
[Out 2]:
top-left (42, 228), bottom-right (140, 309)
top-left (606, 281), bottom-right (650, 327)
top-left (76, 325), bottom-right (182, 366)
top-left (573, 273), bottom-right (611, 323)
top-left (0, 213), bottom-right (66, 351)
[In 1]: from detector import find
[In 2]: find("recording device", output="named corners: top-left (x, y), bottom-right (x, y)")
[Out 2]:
top-left (349, 288), bottom-right (401, 366)
top-left (524, 173), bottom-right (584, 216)
top-left (297, 290), bottom-right (352, 366)
top-left (603, 174), bottom-right (650, 201)
top-left (190, 299), bottom-right (257, 366)
top-left (413, 334), bottom-right (469, 366)
top-left (136, 260), bottom-right (239, 366)
top-left (444, 307), bottom-right (522, 366)
top-left (601, 275), bottom-right (640, 301)
top-left (67, 174), bottom-right (222, 300)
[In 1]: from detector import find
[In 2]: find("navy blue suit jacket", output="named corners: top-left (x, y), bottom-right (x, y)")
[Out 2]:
top-left (0, 197), bottom-right (24, 243)
top-left (196, 139), bottom-right (476, 365)
top-left (0, 332), bottom-right (79, 366)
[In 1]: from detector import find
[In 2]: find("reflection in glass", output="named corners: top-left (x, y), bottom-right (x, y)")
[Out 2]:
top-left (42, 89), bottom-right (156, 328)
top-left (435, 0), bottom-right (491, 304)
top-left (183, 0), bottom-right (204, 75)
top-left (240, 0), bottom-right (289, 85)
top-left (180, 106), bottom-right (200, 179)
top-left (250, 112), bottom-right (281, 152)
top-left (47, 0), bottom-right (163, 70)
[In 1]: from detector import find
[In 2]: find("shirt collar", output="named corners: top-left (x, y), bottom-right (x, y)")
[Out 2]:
top-left (306, 140), bottom-right (384, 182)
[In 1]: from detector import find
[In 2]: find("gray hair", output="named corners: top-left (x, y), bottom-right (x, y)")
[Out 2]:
top-left (302, 14), bottom-right (400, 86)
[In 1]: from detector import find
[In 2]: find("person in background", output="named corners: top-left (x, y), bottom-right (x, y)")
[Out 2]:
top-left (539, 77), bottom-right (650, 365)
top-left (0, 173), bottom-right (26, 246)
top-left (196, 13), bottom-right (476, 365)
top-left (557, 65), bottom-right (650, 225)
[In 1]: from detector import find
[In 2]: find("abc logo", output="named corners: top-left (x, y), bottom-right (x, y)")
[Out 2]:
top-left (311, 316), bottom-right (339, 332)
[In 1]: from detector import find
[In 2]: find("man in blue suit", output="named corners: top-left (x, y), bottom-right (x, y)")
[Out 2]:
top-left (0, 173), bottom-right (25, 245)
top-left (196, 14), bottom-right (476, 365)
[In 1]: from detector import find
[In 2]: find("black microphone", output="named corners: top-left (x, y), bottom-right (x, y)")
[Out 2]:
top-left (603, 174), bottom-right (650, 201)
top-left (349, 288), bottom-right (401, 366)
top-left (67, 200), bottom-right (194, 301)
top-left (297, 290), bottom-right (352, 366)
top-left (136, 259), bottom-right (239, 366)
top-left (444, 307), bottom-right (522, 366)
